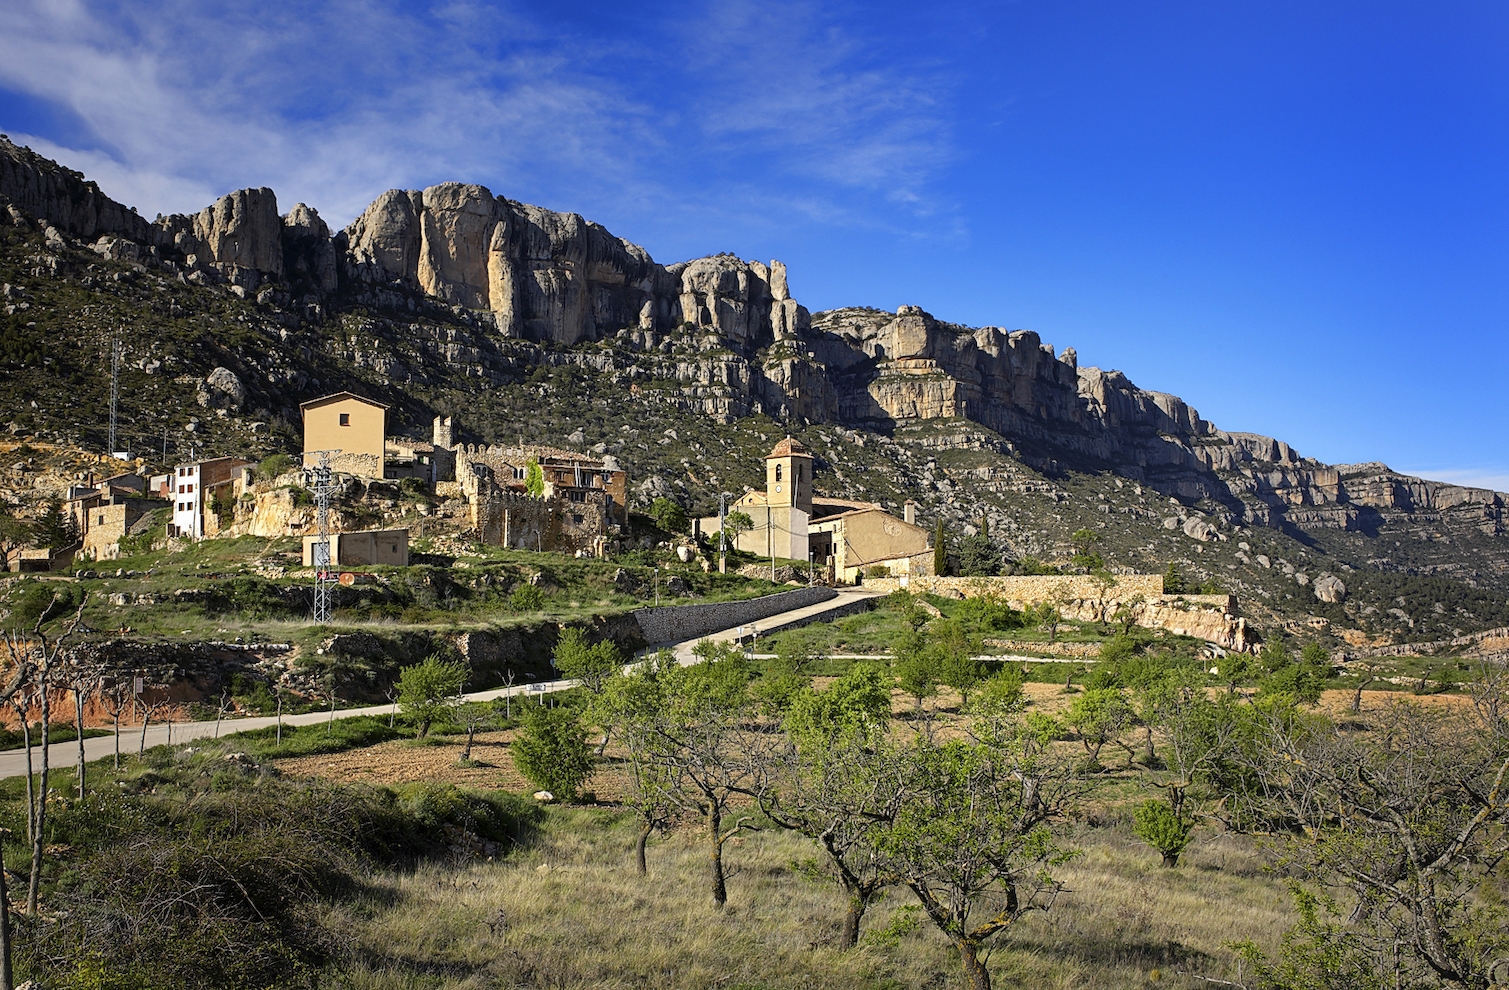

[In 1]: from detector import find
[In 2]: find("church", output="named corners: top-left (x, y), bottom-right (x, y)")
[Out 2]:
top-left (702, 438), bottom-right (935, 583)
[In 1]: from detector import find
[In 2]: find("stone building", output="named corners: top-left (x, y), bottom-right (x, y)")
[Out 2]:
top-left (300, 528), bottom-right (410, 567)
top-left (301, 392), bottom-right (388, 478)
top-left (702, 437), bottom-right (934, 583)
top-left (452, 442), bottom-right (627, 554)
top-left (166, 457), bottom-right (253, 539)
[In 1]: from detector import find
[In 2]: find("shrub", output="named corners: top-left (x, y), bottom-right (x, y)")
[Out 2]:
top-left (649, 497), bottom-right (689, 534)
top-left (512, 704), bottom-right (593, 799)
top-left (510, 583), bottom-right (545, 611)
top-left (257, 453), bottom-right (295, 481)
top-left (1131, 798), bottom-right (1195, 867)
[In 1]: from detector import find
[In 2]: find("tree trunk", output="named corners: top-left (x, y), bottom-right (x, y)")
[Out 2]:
top-left (708, 806), bottom-right (727, 906)
top-left (74, 688), bottom-right (86, 801)
top-left (1161, 851), bottom-right (1180, 868)
top-left (276, 693), bottom-right (283, 748)
top-left (15, 712), bottom-right (33, 848)
top-left (958, 939), bottom-right (992, 990)
top-left (29, 687), bottom-right (50, 914)
top-left (112, 707), bottom-right (120, 771)
top-left (0, 831), bottom-right (13, 990)
top-left (138, 711), bottom-right (150, 756)
top-left (635, 822), bottom-right (651, 875)
top-left (840, 892), bottom-right (867, 948)
top-left (463, 727), bottom-right (475, 762)
top-left (1143, 724), bottom-right (1155, 765)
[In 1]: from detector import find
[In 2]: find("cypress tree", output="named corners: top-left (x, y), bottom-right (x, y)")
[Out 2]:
top-left (933, 517), bottom-right (948, 576)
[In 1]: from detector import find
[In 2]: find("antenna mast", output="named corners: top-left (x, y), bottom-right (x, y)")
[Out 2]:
top-left (308, 449), bottom-right (341, 624)
top-left (108, 334), bottom-right (123, 456)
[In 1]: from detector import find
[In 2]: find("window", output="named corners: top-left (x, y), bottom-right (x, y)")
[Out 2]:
top-left (98, 514), bottom-right (105, 526)
top-left (571, 514), bottom-right (583, 525)
top-left (775, 464), bottom-right (783, 482)
top-left (339, 413), bottom-right (350, 426)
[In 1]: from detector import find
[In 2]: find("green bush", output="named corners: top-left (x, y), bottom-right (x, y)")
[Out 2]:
top-left (510, 583), bottom-right (545, 611)
top-left (258, 453), bottom-right (295, 480)
top-left (1131, 798), bottom-right (1195, 867)
top-left (512, 704), bottom-right (593, 798)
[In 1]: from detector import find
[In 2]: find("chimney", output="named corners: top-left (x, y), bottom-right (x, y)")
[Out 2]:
top-left (433, 415), bottom-right (453, 448)
top-left (903, 499), bottom-right (917, 525)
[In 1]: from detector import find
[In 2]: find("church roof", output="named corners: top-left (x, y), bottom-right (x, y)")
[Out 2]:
top-left (765, 436), bottom-right (812, 459)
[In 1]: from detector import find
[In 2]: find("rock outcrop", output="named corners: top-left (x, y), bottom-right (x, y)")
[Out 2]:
top-left (343, 181), bottom-right (808, 346)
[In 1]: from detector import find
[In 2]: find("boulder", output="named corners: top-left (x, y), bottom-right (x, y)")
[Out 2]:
top-left (1314, 574), bottom-right (1347, 604)
top-left (198, 367), bottom-right (246, 410)
top-left (1181, 516), bottom-right (1217, 541)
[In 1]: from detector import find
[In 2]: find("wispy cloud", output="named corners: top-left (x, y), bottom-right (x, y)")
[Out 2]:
top-left (1395, 468), bottom-right (1509, 495)
top-left (0, 0), bottom-right (961, 248)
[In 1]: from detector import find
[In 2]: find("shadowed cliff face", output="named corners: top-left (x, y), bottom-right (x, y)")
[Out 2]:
top-left (1, 134), bottom-right (1503, 543)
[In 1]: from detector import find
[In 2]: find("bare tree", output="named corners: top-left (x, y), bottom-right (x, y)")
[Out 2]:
top-left (1233, 673), bottom-right (1509, 988)
top-left (100, 678), bottom-right (129, 771)
top-left (4, 598), bottom-right (86, 923)
top-left (214, 688), bottom-right (235, 738)
top-left (137, 695), bottom-right (170, 756)
top-left (7, 695), bottom-right (34, 848)
top-left (0, 631), bottom-right (42, 989)
top-left (456, 701), bottom-right (497, 763)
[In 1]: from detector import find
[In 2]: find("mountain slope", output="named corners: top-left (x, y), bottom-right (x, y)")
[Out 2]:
top-left (2, 135), bottom-right (1506, 647)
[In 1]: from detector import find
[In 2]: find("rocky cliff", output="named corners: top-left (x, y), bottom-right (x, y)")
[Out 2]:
top-left (1, 134), bottom-right (1502, 548)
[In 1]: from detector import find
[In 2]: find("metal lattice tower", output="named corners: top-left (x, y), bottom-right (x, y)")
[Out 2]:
top-left (108, 335), bottom-right (122, 455)
top-left (308, 449), bottom-right (341, 623)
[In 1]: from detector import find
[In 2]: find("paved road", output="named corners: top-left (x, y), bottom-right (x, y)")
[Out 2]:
top-left (0, 587), bottom-right (883, 781)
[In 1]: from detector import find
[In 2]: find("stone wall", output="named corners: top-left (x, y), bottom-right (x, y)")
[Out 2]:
top-left (867, 574), bottom-right (1256, 652)
top-left (867, 573), bottom-right (1166, 602)
top-left (634, 587), bottom-right (837, 646)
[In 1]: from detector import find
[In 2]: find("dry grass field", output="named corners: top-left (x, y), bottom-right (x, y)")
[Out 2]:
top-left (321, 806), bottom-right (1294, 990)
top-left (262, 683), bottom-right (1480, 988)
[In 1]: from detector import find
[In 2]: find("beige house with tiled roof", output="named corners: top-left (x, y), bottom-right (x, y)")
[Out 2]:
top-left (701, 438), bottom-right (934, 583)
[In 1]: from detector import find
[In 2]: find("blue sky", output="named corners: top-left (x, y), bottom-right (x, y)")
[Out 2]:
top-left (2, 1), bottom-right (1505, 489)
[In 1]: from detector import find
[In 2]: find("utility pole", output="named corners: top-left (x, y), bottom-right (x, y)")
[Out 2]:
top-left (308, 449), bottom-right (340, 624)
top-left (768, 505), bottom-right (776, 582)
top-left (718, 491), bottom-right (729, 575)
top-left (108, 334), bottom-right (122, 456)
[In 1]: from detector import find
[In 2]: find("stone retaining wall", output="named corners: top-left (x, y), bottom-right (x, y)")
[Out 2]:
top-left (867, 573), bottom-right (1166, 601)
top-left (635, 587), bottom-right (838, 646)
top-left (867, 574), bottom-right (1256, 652)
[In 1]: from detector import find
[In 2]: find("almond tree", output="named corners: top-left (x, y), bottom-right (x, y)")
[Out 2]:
top-left (1232, 667), bottom-right (1509, 988)
top-left (609, 644), bottom-right (769, 906)
top-left (878, 710), bottom-right (1083, 990)
top-left (762, 664), bottom-right (904, 946)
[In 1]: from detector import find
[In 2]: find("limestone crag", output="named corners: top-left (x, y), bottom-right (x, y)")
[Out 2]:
top-left (343, 181), bottom-right (808, 347)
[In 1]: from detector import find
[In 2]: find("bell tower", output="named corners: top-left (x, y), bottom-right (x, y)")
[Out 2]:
top-left (765, 436), bottom-right (813, 515)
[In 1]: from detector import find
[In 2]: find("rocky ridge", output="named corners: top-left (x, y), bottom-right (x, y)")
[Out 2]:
top-left (1, 135), bottom-right (1504, 602)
